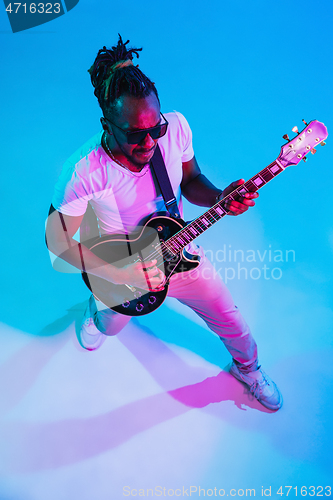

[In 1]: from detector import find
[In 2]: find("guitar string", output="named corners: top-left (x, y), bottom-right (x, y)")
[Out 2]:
top-left (144, 164), bottom-right (276, 268)
top-left (141, 148), bottom-right (296, 271)
top-left (145, 159), bottom-right (282, 263)
top-left (166, 149), bottom-right (297, 247)
top-left (121, 131), bottom-right (323, 291)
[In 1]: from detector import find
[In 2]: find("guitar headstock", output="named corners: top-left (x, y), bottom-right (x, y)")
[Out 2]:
top-left (278, 120), bottom-right (328, 168)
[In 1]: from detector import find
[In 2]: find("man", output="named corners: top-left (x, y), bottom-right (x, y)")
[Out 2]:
top-left (46, 35), bottom-right (282, 411)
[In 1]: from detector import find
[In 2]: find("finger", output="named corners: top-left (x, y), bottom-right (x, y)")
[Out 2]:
top-left (146, 268), bottom-right (158, 279)
top-left (142, 259), bottom-right (157, 271)
top-left (158, 269), bottom-right (166, 282)
top-left (147, 275), bottom-right (163, 290)
top-left (226, 200), bottom-right (253, 211)
top-left (153, 269), bottom-right (165, 282)
top-left (223, 179), bottom-right (245, 197)
top-left (147, 267), bottom-right (164, 283)
top-left (235, 197), bottom-right (256, 206)
top-left (153, 277), bottom-right (166, 291)
top-left (227, 206), bottom-right (248, 216)
top-left (153, 269), bottom-right (166, 286)
top-left (233, 179), bottom-right (245, 187)
top-left (244, 191), bottom-right (259, 199)
top-left (238, 198), bottom-right (256, 207)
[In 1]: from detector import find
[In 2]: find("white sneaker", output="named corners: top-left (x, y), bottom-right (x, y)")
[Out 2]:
top-left (79, 304), bottom-right (107, 351)
top-left (230, 361), bottom-right (283, 411)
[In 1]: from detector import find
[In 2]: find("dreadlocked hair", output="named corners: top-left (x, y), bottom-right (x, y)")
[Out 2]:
top-left (88, 34), bottom-right (159, 115)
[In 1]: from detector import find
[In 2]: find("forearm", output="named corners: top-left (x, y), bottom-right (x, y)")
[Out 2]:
top-left (181, 173), bottom-right (222, 207)
top-left (47, 237), bottom-right (121, 284)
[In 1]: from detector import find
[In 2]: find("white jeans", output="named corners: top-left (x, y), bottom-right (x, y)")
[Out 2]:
top-left (89, 253), bottom-right (258, 369)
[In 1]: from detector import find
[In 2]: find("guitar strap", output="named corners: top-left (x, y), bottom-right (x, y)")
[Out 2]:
top-left (150, 144), bottom-right (181, 220)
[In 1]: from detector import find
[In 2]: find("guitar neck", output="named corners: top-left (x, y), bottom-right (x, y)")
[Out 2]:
top-left (165, 159), bottom-right (286, 253)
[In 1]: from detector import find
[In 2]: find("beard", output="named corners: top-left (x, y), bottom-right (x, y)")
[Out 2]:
top-left (113, 134), bottom-right (155, 169)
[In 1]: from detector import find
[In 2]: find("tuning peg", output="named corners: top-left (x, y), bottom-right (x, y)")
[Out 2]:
top-left (320, 141), bottom-right (326, 146)
top-left (302, 156), bottom-right (308, 162)
top-left (283, 134), bottom-right (290, 141)
top-left (292, 126), bottom-right (299, 134)
top-left (310, 148), bottom-right (317, 154)
top-left (302, 119), bottom-right (308, 126)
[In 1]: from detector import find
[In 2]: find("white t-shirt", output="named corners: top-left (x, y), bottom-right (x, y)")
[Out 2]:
top-left (52, 112), bottom-right (194, 229)
top-left (52, 111), bottom-right (204, 257)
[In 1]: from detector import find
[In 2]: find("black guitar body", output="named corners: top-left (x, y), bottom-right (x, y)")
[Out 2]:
top-left (82, 212), bottom-right (200, 316)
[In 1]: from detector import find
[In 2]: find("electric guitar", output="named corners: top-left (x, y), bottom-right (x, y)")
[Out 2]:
top-left (82, 119), bottom-right (328, 317)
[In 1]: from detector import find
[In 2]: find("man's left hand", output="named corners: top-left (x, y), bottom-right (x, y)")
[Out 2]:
top-left (222, 179), bottom-right (259, 216)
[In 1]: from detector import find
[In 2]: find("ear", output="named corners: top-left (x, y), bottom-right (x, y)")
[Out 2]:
top-left (100, 117), bottom-right (112, 135)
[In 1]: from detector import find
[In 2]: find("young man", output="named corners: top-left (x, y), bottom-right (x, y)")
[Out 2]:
top-left (46, 35), bottom-right (283, 411)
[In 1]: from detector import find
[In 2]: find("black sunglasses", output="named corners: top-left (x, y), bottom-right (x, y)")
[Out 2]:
top-left (105, 113), bottom-right (169, 145)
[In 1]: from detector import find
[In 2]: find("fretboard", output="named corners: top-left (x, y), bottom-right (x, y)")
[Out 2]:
top-left (165, 159), bottom-right (285, 254)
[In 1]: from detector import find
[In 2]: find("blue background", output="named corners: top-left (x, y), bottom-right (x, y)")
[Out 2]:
top-left (0, 0), bottom-right (332, 498)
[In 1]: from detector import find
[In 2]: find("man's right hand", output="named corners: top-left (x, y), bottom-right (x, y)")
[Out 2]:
top-left (113, 259), bottom-right (166, 291)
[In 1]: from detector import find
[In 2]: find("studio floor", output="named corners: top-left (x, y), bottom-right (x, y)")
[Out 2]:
top-left (1, 277), bottom-right (332, 499)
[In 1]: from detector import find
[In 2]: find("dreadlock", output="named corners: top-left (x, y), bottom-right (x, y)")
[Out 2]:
top-left (88, 34), bottom-right (159, 116)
